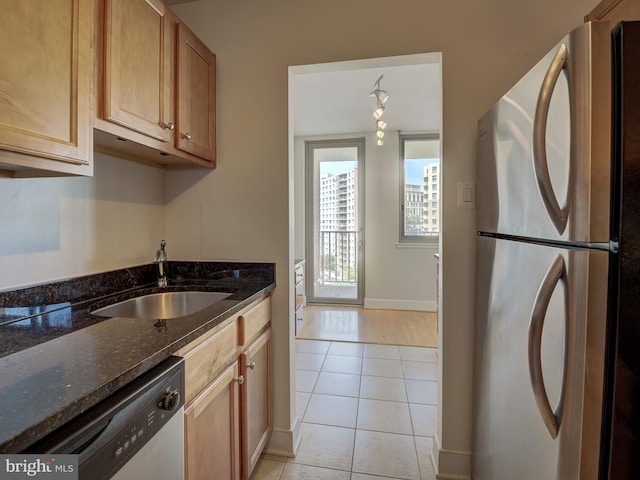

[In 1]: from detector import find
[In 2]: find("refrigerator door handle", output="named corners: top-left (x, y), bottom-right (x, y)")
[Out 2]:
top-left (533, 42), bottom-right (570, 235)
top-left (528, 254), bottom-right (568, 439)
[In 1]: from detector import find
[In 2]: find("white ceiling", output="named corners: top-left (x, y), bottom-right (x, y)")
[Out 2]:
top-left (291, 55), bottom-right (442, 137)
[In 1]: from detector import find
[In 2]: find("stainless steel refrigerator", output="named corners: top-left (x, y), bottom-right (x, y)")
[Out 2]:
top-left (473, 20), bottom-right (640, 480)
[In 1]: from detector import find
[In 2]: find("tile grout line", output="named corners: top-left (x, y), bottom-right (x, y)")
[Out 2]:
top-left (350, 392), bottom-right (361, 477)
top-left (351, 345), bottom-right (363, 478)
top-left (289, 339), bottom-right (436, 480)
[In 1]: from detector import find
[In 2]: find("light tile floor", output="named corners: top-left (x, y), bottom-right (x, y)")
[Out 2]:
top-left (251, 339), bottom-right (439, 480)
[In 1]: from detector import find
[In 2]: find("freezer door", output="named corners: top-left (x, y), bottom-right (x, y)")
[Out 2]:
top-left (477, 21), bottom-right (611, 243)
top-left (472, 236), bottom-right (608, 480)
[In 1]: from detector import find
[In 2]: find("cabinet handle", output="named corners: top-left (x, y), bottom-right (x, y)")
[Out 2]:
top-left (183, 133), bottom-right (192, 140)
top-left (235, 375), bottom-right (244, 384)
top-left (248, 361), bottom-right (256, 370)
top-left (164, 122), bottom-right (175, 130)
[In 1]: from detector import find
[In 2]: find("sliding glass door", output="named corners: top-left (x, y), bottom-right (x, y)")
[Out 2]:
top-left (305, 139), bottom-right (364, 305)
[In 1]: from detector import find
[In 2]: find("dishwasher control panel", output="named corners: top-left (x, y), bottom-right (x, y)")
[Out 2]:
top-left (111, 385), bottom-right (180, 461)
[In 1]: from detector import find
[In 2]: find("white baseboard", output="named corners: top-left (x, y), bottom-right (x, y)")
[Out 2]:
top-left (264, 418), bottom-right (301, 458)
top-left (364, 298), bottom-right (436, 311)
top-left (433, 433), bottom-right (472, 480)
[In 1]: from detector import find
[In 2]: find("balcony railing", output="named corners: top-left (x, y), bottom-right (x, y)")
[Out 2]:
top-left (319, 230), bottom-right (358, 285)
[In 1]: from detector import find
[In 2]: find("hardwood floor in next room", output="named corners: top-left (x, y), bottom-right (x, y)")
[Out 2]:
top-left (252, 306), bottom-right (439, 480)
top-left (296, 305), bottom-right (438, 348)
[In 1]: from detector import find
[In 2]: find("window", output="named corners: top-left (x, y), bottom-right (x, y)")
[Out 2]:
top-left (399, 133), bottom-right (440, 243)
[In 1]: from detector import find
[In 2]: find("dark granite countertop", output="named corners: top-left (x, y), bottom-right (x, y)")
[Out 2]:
top-left (0, 261), bottom-right (275, 453)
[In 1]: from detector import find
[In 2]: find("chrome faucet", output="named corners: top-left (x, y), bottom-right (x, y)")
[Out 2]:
top-left (155, 240), bottom-right (168, 287)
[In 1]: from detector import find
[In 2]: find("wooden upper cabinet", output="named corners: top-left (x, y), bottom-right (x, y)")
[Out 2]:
top-left (102, 0), bottom-right (173, 141)
top-left (586, 0), bottom-right (640, 22)
top-left (0, 0), bottom-right (93, 176)
top-left (176, 23), bottom-right (217, 162)
top-left (96, 0), bottom-right (216, 168)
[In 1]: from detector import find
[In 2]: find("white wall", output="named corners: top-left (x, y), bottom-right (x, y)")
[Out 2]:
top-left (168, 1), bottom-right (600, 476)
top-left (294, 132), bottom-right (437, 311)
top-left (0, 153), bottom-right (165, 291)
top-left (362, 131), bottom-right (438, 310)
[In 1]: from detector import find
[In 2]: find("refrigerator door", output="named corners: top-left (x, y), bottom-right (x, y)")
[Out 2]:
top-left (473, 236), bottom-right (608, 480)
top-left (477, 21), bottom-right (611, 244)
top-left (601, 21), bottom-right (640, 479)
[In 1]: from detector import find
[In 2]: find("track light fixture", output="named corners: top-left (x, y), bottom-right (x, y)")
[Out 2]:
top-left (370, 75), bottom-right (389, 105)
top-left (370, 75), bottom-right (389, 146)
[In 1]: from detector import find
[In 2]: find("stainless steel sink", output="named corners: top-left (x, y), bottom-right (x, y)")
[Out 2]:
top-left (92, 291), bottom-right (232, 319)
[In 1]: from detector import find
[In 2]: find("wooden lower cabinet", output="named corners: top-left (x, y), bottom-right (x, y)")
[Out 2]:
top-left (184, 361), bottom-right (241, 480)
top-left (181, 296), bottom-right (272, 480)
top-left (240, 327), bottom-right (272, 480)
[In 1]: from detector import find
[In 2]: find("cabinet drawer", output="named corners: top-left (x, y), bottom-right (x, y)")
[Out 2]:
top-left (179, 319), bottom-right (238, 404)
top-left (294, 266), bottom-right (303, 285)
top-left (295, 283), bottom-right (304, 311)
top-left (295, 295), bottom-right (304, 312)
top-left (237, 297), bottom-right (271, 347)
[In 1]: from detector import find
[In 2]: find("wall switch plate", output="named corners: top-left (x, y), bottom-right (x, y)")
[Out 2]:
top-left (457, 181), bottom-right (476, 209)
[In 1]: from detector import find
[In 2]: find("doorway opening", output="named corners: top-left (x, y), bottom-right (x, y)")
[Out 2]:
top-left (288, 54), bottom-right (443, 472)
top-left (289, 52), bottom-right (442, 315)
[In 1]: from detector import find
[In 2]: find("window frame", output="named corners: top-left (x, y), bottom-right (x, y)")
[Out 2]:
top-left (398, 133), bottom-right (440, 244)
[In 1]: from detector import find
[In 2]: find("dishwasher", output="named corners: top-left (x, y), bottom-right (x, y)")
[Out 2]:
top-left (26, 356), bottom-right (185, 480)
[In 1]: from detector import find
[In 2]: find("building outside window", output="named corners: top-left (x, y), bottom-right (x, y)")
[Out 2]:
top-left (318, 167), bottom-right (358, 281)
top-left (399, 134), bottom-right (440, 243)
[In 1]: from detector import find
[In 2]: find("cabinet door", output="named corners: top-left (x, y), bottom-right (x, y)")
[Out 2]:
top-left (176, 22), bottom-right (216, 163)
top-left (184, 361), bottom-right (241, 480)
top-left (0, 0), bottom-right (92, 174)
top-left (102, 0), bottom-right (172, 141)
top-left (240, 327), bottom-right (272, 480)
top-left (585, 0), bottom-right (640, 22)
